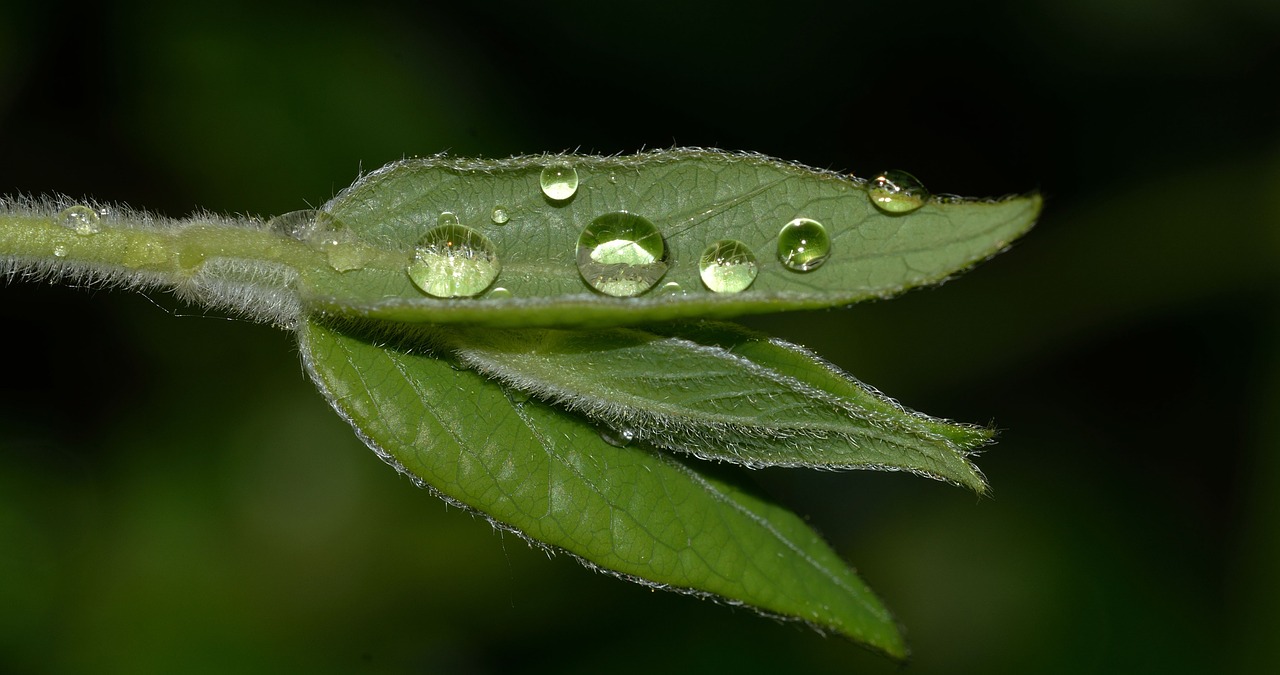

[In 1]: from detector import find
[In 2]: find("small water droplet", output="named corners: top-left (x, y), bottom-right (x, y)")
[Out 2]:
top-left (487, 286), bottom-right (512, 299)
top-left (869, 170), bottom-right (930, 213)
top-left (540, 163), bottom-right (579, 201)
top-left (777, 217), bottom-right (830, 272)
top-left (503, 387), bottom-right (532, 406)
top-left (437, 211), bottom-right (460, 227)
top-left (407, 224), bottom-right (502, 298)
top-left (699, 240), bottom-right (759, 293)
top-left (658, 281), bottom-right (685, 295)
top-left (53, 244), bottom-right (68, 257)
top-left (268, 209), bottom-right (352, 245)
top-left (325, 244), bottom-right (372, 272)
top-left (576, 211), bottom-right (667, 297)
top-left (57, 205), bottom-right (101, 235)
top-left (268, 210), bottom-right (318, 239)
top-left (599, 426), bottom-right (636, 448)
top-left (490, 206), bottom-right (510, 225)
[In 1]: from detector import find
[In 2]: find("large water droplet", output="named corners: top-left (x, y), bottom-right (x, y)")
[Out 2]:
top-left (490, 206), bottom-right (510, 225)
top-left (699, 240), bottom-right (759, 293)
top-left (540, 163), bottom-right (579, 201)
top-left (487, 287), bottom-right (512, 299)
top-left (576, 211), bottom-right (667, 297)
top-left (57, 205), bottom-right (101, 235)
top-left (407, 224), bottom-right (502, 298)
top-left (869, 170), bottom-right (930, 213)
top-left (777, 217), bottom-right (830, 272)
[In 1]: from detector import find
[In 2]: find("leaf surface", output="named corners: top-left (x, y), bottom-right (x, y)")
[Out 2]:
top-left (298, 318), bottom-right (906, 657)
top-left (305, 149), bottom-right (1040, 327)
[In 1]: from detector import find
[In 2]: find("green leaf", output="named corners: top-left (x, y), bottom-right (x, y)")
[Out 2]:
top-left (309, 149), bottom-right (1040, 327)
top-left (1, 151), bottom-right (1038, 331)
top-left (435, 322), bottom-right (988, 492)
top-left (298, 317), bottom-right (907, 657)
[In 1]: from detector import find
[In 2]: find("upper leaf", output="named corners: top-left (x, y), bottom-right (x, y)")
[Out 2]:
top-left (306, 149), bottom-right (1040, 327)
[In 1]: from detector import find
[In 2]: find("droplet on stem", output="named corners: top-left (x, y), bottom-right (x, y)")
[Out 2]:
top-left (57, 205), bottom-right (101, 235)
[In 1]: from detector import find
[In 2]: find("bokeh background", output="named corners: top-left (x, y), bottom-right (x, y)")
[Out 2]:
top-left (2, 0), bottom-right (1277, 673)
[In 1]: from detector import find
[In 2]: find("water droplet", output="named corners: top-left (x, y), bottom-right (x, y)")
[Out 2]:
top-left (325, 244), bottom-right (372, 273)
top-left (869, 170), bottom-right (930, 213)
top-left (268, 209), bottom-right (320, 239)
top-left (699, 240), bottom-right (759, 293)
top-left (437, 211), bottom-right (460, 227)
top-left (53, 244), bottom-right (68, 258)
top-left (540, 163), bottom-right (579, 201)
top-left (57, 205), bottom-right (101, 235)
top-left (490, 206), bottom-right (510, 225)
top-left (268, 209), bottom-right (352, 246)
top-left (777, 217), bottom-right (830, 272)
top-left (599, 426), bottom-right (636, 448)
top-left (487, 287), bottom-right (512, 299)
top-left (407, 224), bottom-right (502, 298)
top-left (576, 211), bottom-right (667, 297)
top-left (658, 281), bottom-right (685, 296)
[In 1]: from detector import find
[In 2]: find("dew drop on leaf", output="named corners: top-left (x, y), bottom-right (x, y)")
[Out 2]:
top-left (490, 206), bottom-right (510, 225)
top-left (487, 287), bottom-right (512, 299)
top-left (575, 211), bottom-right (667, 297)
top-left (407, 224), bottom-right (502, 298)
top-left (53, 244), bottom-right (68, 257)
top-left (777, 217), bottom-right (830, 272)
top-left (57, 205), bottom-right (101, 235)
top-left (599, 426), bottom-right (636, 448)
top-left (699, 239), bottom-right (759, 293)
top-left (540, 163), bottom-right (579, 201)
top-left (658, 281), bottom-right (685, 295)
top-left (869, 170), bottom-right (930, 214)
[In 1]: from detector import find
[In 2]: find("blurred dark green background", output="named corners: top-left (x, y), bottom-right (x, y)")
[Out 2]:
top-left (2, 0), bottom-right (1277, 673)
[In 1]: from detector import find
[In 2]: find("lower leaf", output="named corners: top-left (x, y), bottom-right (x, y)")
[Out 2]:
top-left (297, 318), bottom-right (906, 657)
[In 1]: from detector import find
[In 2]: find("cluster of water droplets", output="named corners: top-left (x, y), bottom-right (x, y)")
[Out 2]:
top-left (391, 162), bottom-right (944, 300)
